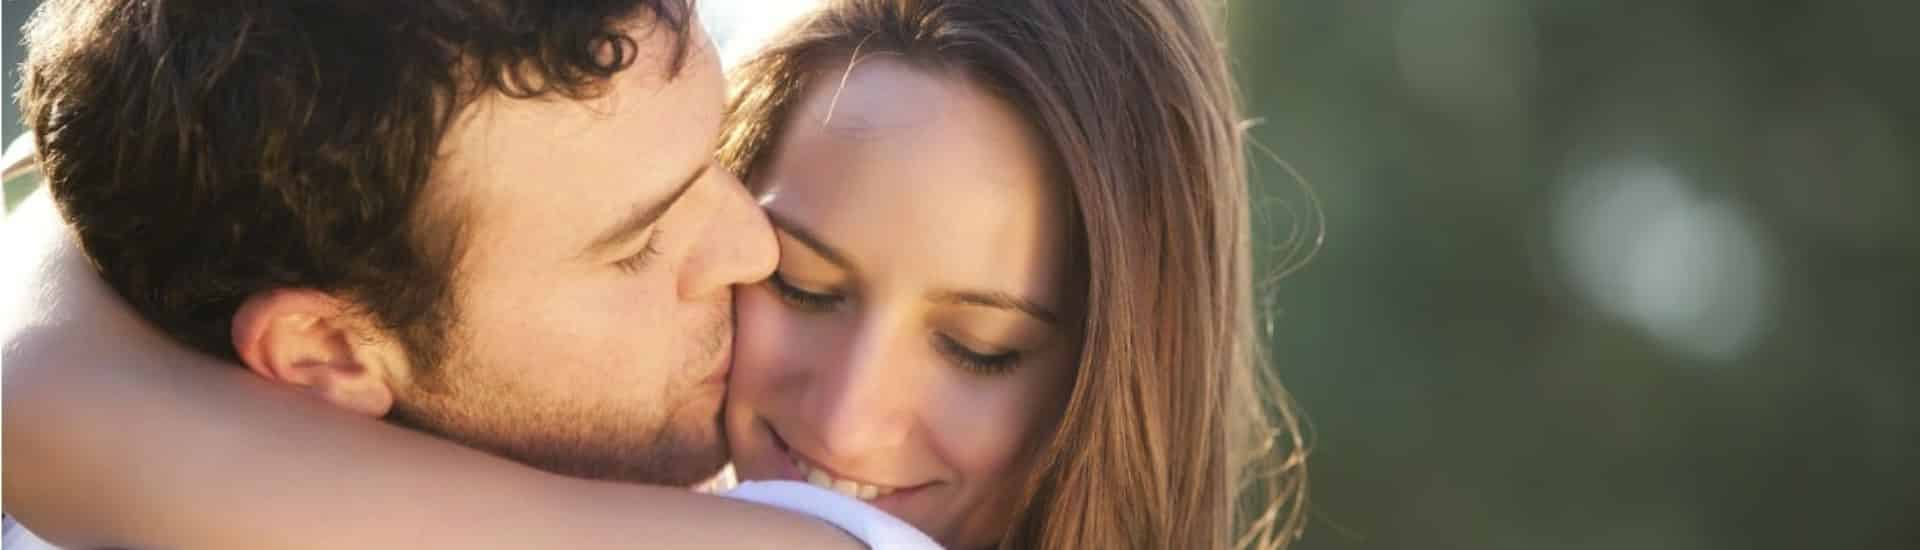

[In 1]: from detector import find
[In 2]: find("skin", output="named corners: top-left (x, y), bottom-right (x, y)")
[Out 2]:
top-left (725, 59), bottom-right (1083, 549)
top-left (0, 16), bottom-right (864, 550)
top-left (3, 192), bottom-right (861, 550)
top-left (345, 18), bottom-right (774, 487)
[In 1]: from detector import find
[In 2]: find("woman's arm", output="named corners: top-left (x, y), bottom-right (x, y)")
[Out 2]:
top-left (1, 191), bottom-right (862, 550)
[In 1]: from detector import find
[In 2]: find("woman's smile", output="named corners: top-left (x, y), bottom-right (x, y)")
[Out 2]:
top-left (763, 420), bottom-right (941, 504)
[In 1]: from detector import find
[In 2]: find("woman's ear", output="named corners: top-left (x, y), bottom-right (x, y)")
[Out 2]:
top-left (230, 289), bottom-right (402, 417)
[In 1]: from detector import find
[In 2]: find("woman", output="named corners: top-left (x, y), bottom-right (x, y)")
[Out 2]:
top-left (2, 0), bottom-right (1305, 548)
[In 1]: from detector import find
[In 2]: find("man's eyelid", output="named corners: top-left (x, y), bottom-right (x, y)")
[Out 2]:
top-left (612, 225), bottom-right (661, 261)
top-left (582, 163), bottom-right (707, 260)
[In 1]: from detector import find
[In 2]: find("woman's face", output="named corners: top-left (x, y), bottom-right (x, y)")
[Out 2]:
top-left (724, 58), bottom-right (1080, 548)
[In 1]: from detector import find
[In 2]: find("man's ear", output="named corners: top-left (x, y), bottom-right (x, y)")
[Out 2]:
top-left (231, 289), bottom-right (403, 417)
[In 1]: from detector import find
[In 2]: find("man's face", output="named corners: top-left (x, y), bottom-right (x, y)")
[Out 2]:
top-left (385, 19), bottom-right (776, 487)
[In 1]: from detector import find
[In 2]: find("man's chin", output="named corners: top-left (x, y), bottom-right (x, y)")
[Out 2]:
top-left (646, 392), bottom-right (733, 487)
top-left (507, 430), bottom-right (729, 487)
top-left (620, 424), bottom-right (730, 487)
top-left (386, 401), bottom-right (729, 487)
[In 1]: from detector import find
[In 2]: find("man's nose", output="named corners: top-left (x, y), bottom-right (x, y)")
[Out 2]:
top-left (679, 164), bottom-right (777, 300)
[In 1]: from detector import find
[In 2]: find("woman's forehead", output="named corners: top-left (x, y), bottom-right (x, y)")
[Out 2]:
top-left (758, 60), bottom-right (1076, 311)
top-left (797, 58), bottom-right (960, 138)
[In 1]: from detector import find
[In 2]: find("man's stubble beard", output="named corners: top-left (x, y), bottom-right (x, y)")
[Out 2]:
top-left (382, 304), bottom-right (735, 487)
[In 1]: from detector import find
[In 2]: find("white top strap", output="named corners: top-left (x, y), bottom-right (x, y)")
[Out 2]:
top-left (724, 480), bottom-right (944, 550)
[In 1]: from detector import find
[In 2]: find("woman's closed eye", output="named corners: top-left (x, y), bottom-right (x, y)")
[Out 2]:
top-left (935, 334), bottom-right (1023, 375)
top-left (768, 268), bottom-right (1031, 375)
top-left (767, 271), bottom-right (845, 312)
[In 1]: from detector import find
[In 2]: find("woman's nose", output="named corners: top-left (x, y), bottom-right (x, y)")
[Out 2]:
top-left (802, 318), bottom-right (919, 462)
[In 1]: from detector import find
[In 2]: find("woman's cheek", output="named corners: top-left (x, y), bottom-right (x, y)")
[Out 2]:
top-left (731, 286), bottom-right (793, 390)
top-left (928, 375), bottom-right (1035, 475)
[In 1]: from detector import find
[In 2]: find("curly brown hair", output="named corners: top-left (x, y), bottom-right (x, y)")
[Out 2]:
top-left (20, 0), bottom-right (691, 364)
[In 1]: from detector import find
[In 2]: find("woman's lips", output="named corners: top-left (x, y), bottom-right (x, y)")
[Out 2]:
top-left (764, 422), bottom-right (937, 504)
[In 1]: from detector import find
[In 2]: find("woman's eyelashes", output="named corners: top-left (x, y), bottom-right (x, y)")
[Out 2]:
top-left (935, 334), bottom-right (1024, 375)
top-left (769, 270), bottom-right (1029, 375)
top-left (768, 271), bottom-right (845, 312)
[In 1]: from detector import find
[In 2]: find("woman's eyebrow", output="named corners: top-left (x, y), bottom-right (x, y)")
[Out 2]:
top-left (766, 210), bottom-right (856, 270)
top-left (927, 288), bottom-right (1060, 326)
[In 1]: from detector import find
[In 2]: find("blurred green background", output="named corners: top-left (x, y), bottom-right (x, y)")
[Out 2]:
top-left (8, 1), bottom-right (1917, 548)
top-left (1231, 1), bottom-right (1918, 548)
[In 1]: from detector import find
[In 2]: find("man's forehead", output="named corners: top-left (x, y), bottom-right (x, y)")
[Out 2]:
top-left (431, 15), bottom-right (724, 253)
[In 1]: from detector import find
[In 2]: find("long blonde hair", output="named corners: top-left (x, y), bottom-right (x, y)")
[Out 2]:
top-left (716, 1), bottom-right (1307, 547)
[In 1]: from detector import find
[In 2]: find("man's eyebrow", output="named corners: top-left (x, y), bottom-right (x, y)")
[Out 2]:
top-left (582, 163), bottom-right (709, 257)
top-left (928, 289), bottom-right (1061, 326)
top-left (765, 210), bottom-right (854, 270)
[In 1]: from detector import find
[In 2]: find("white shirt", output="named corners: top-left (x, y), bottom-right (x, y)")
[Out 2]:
top-left (3, 515), bottom-right (60, 550)
top-left (724, 480), bottom-right (945, 550)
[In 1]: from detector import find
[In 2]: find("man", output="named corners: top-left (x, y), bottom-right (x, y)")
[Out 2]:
top-left (2, 1), bottom-right (863, 547)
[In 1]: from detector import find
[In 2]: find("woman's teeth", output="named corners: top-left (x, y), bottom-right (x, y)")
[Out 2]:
top-left (799, 461), bottom-right (896, 501)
